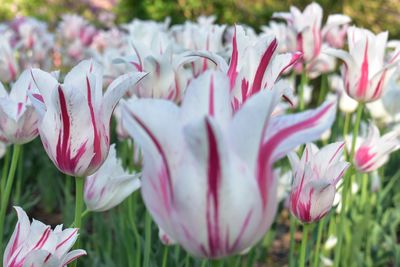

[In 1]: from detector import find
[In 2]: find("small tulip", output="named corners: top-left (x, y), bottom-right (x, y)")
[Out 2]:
top-left (3, 207), bottom-right (86, 267)
top-left (354, 124), bottom-right (400, 173)
top-left (0, 39), bottom-right (19, 83)
top-left (29, 59), bottom-right (146, 176)
top-left (288, 142), bottom-right (349, 223)
top-left (325, 26), bottom-right (400, 102)
top-left (0, 70), bottom-right (39, 145)
top-left (84, 144), bottom-right (141, 212)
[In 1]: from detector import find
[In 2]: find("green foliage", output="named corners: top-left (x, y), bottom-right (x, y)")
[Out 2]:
top-left (2, 0), bottom-right (400, 38)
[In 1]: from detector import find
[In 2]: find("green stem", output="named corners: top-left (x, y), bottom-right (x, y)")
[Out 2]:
top-left (343, 113), bottom-right (351, 159)
top-left (1, 147), bottom-right (10, 195)
top-left (379, 168), bottom-right (400, 201)
top-left (211, 259), bottom-right (223, 267)
top-left (312, 218), bottom-right (325, 267)
top-left (200, 260), bottom-right (208, 267)
top-left (333, 103), bottom-right (364, 267)
top-left (14, 147), bottom-right (24, 204)
top-left (71, 176), bottom-right (85, 267)
top-left (318, 74), bottom-right (328, 104)
top-left (299, 71), bottom-right (308, 111)
top-left (0, 144), bottom-right (21, 258)
top-left (289, 214), bottom-right (297, 267)
top-left (299, 224), bottom-right (310, 267)
top-left (161, 246), bottom-right (169, 267)
top-left (128, 194), bottom-right (141, 267)
top-left (143, 211), bottom-right (152, 267)
top-left (360, 173), bottom-right (369, 209)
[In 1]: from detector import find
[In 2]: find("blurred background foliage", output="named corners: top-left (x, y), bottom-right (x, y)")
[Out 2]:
top-left (1, 0), bottom-right (400, 38)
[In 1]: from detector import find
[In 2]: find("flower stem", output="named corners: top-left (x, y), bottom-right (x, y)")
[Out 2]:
top-left (71, 176), bottom-right (85, 267)
top-left (360, 173), bottom-right (369, 209)
top-left (1, 147), bottom-right (10, 195)
top-left (0, 144), bottom-right (21, 257)
top-left (343, 112), bottom-right (351, 158)
top-left (14, 147), bottom-right (24, 204)
top-left (299, 71), bottom-right (308, 111)
top-left (312, 218), bottom-right (325, 267)
top-left (143, 211), bottom-right (152, 267)
top-left (318, 74), bottom-right (328, 104)
top-left (299, 223), bottom-right (310, 267)
top-left (289, 214), bottom-right (297, 267)
top-left (333, 103), bottom-right (364, 267)
top-left (161, 246), bottom-right (169, 267)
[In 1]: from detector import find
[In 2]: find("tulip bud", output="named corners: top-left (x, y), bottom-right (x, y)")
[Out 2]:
top-left (289, 142), bottom-right (349, 223)
top-left (3, 207), bottom-right (86, 267)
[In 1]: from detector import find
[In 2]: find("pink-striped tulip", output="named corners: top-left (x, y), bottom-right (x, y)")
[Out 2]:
top-left (122, 70), bottom-right (336, 258)
top-left (0, 39), bottom-right (19, 83)
top-left (29, 59), bottom-right (146, 177)
top-left (3, 207), bottom-right (86, 267)
top-left (273, 2), bottom-right (323, 62)
top-left (354, 124), bottom-right (400, 173)
top-left (84, 144), bottom-right (141, 212)
top-left (325, 26), bottom-right (400, 102)
top-left (0, 70), bottom-right (39, 145)
top-left (115, 45), bottom-right (191, 102)
top-left (193, 25), bottom-right (302, 110)
top-left (289, 142), bottom-right (349, 223)
top-left (322, 15), bottom-right (351, 49)
top-left (273, 4), bottom-right (351, 61)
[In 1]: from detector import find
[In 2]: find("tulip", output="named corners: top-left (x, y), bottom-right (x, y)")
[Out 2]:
top-left (0, 70), bottom-right (40, 145)
top-left (324, 26), bottom-right (400, 102)
top-left (273, 2), bottom-right (323, 62)
top-left (381, 70), bottom-right (400, 116)
top-left (354, 124), bottom-right (400, 173)
top-left (84, 144), bottom-right (141, 212)
top-left (3, 207), bottom-right (86, 267)
top-left (322, 15), bottom-right (351, 49)
top-left (0, 39), bottom-right (19, 83)
top-left (114, 44), bottom-right (191, 102)
top-left (288, 142), bottom-right (349, 223)
top-left (192, 25), bottom-right (302, 110)
top-left (122, 70), bottom-right (336, 258)
top-left (261, 22), bottom-right (297, 54)
top-left (29, 59), bottom-right (147, 177)
top-left (273, 3), bottom-right (350, 63)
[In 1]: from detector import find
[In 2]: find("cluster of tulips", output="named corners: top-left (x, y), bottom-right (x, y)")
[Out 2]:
top-left (1, 2), bottom-right (400, 266)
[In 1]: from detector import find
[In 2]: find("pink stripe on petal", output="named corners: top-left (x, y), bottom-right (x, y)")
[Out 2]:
top-left (205, 119), bottom-right (221, 257)
top-left (7, 223), bottom-right (21, 263)
top-left (208, 75), bottom-right (215, 116)
top-left (56, 228), bottom-right (78, 250)
top-left (329, 142), bottom-right (345, 164)
top-left (257, 102), bottom-right (334, 206)
top-left (250, 38), bottom-right (278, 95)
top-left (86, 76), bottom-right (102, 168)
top-left (128, 112), bottom-right (174, 209)
top-left (227, 27), bottom-right (238, 90)
top-left (278, 52), bottom-right (303, 77)
top-left (33, 227), bottom-right (51, 250)
top-left (228, 209), bottom-right (253, 252)
top-left (55, 86), bottom-right (88, 174)
top-left (356, 39), bottom-right (369, 99)
top-left (32, 93), bottom-right (44, 103)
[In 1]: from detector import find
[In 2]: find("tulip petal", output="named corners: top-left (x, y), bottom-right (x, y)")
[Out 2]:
top-left (61, 249), bottom-right (87, 266)
top-left (122, 98), bottom-right (180, 235)
top-left (180, 70), bottom-right (232, 125)
top-left (4, 207), bottom-right (31, 265)
top-left (102, 71), bottom-right (148, 124)
top-left (264, 100), bottom-right (337, 161)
